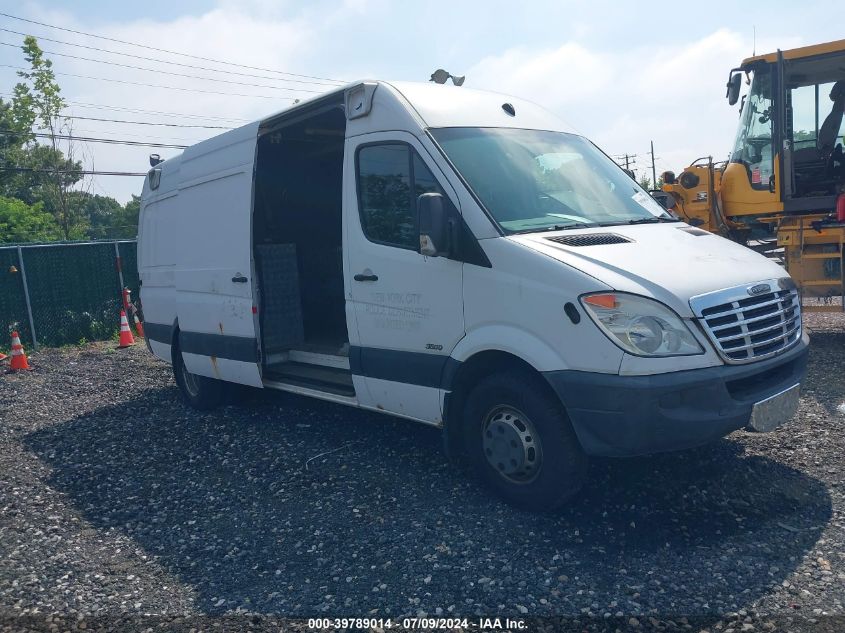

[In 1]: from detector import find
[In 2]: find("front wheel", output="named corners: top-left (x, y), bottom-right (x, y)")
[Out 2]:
top-left (173, 349), bottom-right (226, 410)
top-left (463, 371), bottom-right (587, 511)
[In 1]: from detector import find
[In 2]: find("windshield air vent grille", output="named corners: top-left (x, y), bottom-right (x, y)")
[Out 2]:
top-left (678, 227), bottom-right (711, 236)
top-left (546, 233), bottom-right (633, 247)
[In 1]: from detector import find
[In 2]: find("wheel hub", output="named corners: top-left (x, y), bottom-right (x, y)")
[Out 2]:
top-left (481, 406), bottom-right (541, 483)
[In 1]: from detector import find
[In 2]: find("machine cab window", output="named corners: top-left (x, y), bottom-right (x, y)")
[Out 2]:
top-left (788, 78), bottom-right (845, 198)
top-left (731, 66), bottom-right (775, 190)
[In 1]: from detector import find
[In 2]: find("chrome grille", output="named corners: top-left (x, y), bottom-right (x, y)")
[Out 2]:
top-left (690, 280), bottom-right (802, 364)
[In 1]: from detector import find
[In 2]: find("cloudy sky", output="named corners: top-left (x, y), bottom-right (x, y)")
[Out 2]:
top-left (0, 0), bottom-right (841, 203)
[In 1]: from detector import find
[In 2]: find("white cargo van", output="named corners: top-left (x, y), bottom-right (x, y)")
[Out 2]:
top-left (138, 80), bottom-right (808, 509)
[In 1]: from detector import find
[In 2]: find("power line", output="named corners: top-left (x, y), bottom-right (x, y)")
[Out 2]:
top-left (0, 166), bottom-right (145, 176)
top-left (49, 126), bottom-right (207, 143)
top-left (57, 127), bottom-right (207, 144)
top-left (0, 41), bottom-right (328, 94)
top-left (1, 130), bottom-right (187, 149)
top-left (0, 27), bottom-right (344, 87)
top-left (61, 114), bottom-right (231, 129)
top-left (0, 63), bottom-right (294, 100)
top-left (0, 11), bottom-right (345, 84)
top-left (615, 153), bottom-right (637, 171)
top-left (65, 101), bottom-right (247, 123)
top-left (0, 92), bottom-right (249, 123)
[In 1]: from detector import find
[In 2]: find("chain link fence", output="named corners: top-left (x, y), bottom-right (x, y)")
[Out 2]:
top-left (0, 240), bottom-right (138, 351)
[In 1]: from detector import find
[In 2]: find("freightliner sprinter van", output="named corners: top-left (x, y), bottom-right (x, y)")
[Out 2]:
top-left (138, 81), bottom-right (808, 510)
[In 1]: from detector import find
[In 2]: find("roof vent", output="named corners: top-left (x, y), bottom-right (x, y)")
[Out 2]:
top-left (546, 233), bottom-right (633, 247)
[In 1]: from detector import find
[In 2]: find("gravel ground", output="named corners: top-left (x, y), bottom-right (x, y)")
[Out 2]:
top-left (1, 314), bottom-right (844, 632)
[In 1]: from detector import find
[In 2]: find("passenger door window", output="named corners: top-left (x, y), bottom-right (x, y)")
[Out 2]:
top-left (356, 143), bottom-right (443, 250)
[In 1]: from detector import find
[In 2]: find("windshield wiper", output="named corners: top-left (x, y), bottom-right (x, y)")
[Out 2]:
top-left (512, 221), bottom-right (600, 234)
top-left (550, 222), bottom-right (601, 230)
top-left (605, 216), bottom-right (680, 226)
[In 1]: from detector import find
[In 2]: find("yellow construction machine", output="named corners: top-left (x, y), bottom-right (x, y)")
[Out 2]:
top-left (663, 39), bottom-right (845, 312)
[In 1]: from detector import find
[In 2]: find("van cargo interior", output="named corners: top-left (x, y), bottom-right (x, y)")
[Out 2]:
top-left (252, 100), bottom-right (352, 395)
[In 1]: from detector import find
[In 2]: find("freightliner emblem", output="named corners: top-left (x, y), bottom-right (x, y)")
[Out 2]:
top-left (747, 283), bottom-right (772, 296)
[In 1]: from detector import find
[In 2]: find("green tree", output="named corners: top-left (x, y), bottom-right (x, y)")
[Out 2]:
top-left (68, 191), bottom-right (120, 238)
top-left (119, 195), bottom-right (141, 238)
top-left (56, 192), bottom-right (141, 239)
top-left (14, 36), bottom-right (65, 134)
top-left (637, 174), bottom-right (665, 191)
top-left (0, 195), bottom-right (61, 243)
top-left (0, 97), bottom-right (31, 148)
top-left (5, 36), bottom-right (84, 239)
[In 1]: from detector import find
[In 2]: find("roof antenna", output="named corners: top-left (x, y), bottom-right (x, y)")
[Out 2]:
top-left (752, 25), bottom-right (756, 57)
top-left (430, 69), bottom-right (465, 86)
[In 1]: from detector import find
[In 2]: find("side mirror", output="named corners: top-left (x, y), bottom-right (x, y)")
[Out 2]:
top-left (417, 192), bottom-right (450, 257)
top-left (726, 72), bottom-right (742, 106)
top-left (651, 190), bottom-right (676, 211)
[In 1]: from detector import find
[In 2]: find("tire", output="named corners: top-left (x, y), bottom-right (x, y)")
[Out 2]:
top-left (462, 370), bottom-right (587, 511)
top-left (173, 347), bottom-right (226, 411)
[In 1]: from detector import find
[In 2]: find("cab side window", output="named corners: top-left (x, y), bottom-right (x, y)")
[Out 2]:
top-left (357, 143), bottom-right (443, 250)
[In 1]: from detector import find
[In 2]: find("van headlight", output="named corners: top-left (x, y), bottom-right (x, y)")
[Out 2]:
top-left (580, 293), bottom-right (703, 357)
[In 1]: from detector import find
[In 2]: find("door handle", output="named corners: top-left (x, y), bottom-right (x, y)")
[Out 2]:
top-left (353, 273), bottom-right (379, 282)
top-left (231, 275), bottom-right (248, 283)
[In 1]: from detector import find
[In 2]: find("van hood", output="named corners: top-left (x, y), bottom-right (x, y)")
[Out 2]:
top-left (510, 223), bottom-right (788, 317)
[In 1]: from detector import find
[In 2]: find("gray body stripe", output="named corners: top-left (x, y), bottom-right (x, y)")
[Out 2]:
top-left (143, 323), bottom-right (257, 363)
top-left (144, 324), bottom-right (462, 388)
top-left (179, 331), bottom-right (258, 363)
top-left (349, 345), bottom-right (460, 390)
top-left (143, 322), bottom-right (173, 345)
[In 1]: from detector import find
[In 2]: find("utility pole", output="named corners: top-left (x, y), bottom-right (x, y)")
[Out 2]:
top-left (615, 154), bottom-right (636, 175)
top-left (649, 140), bottom-right (657, 189)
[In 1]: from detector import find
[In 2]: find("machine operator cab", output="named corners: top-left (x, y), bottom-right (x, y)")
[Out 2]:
top-left (717, 39), bottom-right (845, 310)
top-left (724, 39), bottom-right (845, 217)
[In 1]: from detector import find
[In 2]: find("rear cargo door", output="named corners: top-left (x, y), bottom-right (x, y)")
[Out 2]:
top-left (173, 125), bottom-right (262, 387)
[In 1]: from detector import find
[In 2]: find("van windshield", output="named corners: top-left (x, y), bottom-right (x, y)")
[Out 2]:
top-left (429, 127), bottom-right (676, 234)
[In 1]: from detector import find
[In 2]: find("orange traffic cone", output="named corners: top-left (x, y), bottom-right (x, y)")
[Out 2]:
top-left (133, 313), bottom-right (145, 338)
top-left (9, 331), bottom-right (31, 370)
top-left (117, 310), bottom-right (135, 348)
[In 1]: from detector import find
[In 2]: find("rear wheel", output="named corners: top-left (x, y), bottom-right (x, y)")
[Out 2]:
top-left (173, 347), bottom-right (226, 410)
top-left (463, 371), bottom-right (587, 511)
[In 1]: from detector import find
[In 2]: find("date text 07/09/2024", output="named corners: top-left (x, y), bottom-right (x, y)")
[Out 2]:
top-left (307, 617), bottom-right (528, 630)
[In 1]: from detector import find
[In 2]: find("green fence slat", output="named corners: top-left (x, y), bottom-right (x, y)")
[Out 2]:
top-left (118, 241), bottom-right (140, 299)
top-left (0, 248), bottom-right (32, 348)
top-left (0, 240), bottom-right (137, 348)
top-left (24, 243), bottom-right (123, 347)
top-left (0, 239), bottom-right (137, 348)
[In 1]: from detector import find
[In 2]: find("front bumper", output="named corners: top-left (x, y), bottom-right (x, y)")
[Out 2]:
top-left (544, 338), bottom-right (809, 457)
